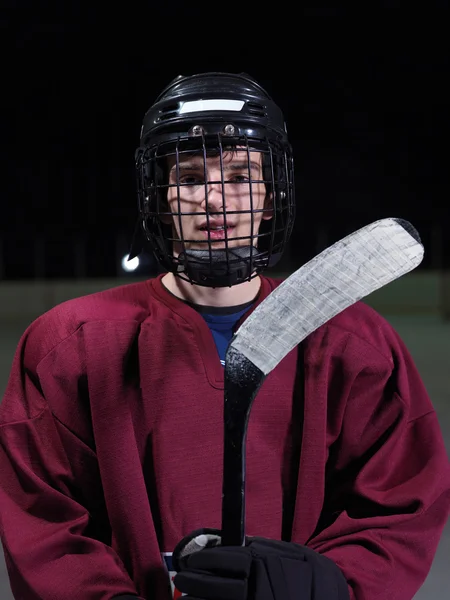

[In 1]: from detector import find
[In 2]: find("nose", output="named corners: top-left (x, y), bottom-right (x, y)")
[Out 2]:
top-left (201, 181), bottom-right (226, 213)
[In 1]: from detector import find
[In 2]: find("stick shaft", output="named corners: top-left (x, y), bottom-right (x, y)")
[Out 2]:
top-left (222, 347), bottom-right (265, 546)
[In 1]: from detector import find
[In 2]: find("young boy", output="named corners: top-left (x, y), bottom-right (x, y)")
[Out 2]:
top-left (0, 72), bottom-right (449, 600)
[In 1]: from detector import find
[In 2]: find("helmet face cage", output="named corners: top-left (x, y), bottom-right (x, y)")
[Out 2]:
top-left (134, 73), bottom-right (296, 288)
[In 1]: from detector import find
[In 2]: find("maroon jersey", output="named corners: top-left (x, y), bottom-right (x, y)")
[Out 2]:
top-left (0, 274), bottom-right (449, 600)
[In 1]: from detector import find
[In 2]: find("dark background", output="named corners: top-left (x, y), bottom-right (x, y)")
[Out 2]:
top-left (1, 3), bottom-right (449, 279)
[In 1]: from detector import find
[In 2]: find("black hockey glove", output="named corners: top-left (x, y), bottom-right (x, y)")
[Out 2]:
top-left (172, 528), bottom-right (350, 600)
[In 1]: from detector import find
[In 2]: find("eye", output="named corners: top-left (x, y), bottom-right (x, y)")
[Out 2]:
top-left (229, 175), bottom-right (250, 183)
top-left (179, 175), bottom-right (203, 185)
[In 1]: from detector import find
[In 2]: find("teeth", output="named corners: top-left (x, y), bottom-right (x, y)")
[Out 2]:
top-left (202, 226), bottom-right (229, 230)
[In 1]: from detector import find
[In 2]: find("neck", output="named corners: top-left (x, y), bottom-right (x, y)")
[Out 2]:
top-left (161, 272), bottom-right (262, 307)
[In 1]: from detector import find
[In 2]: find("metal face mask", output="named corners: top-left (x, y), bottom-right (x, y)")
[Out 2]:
top-left (132, 72), bottom-right (296, 288)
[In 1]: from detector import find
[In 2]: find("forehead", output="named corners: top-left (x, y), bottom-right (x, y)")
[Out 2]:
top-left (167, 148), bottom-right (263, 171)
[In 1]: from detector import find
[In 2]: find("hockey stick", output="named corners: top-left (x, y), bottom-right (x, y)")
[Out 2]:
top-left (221, 217), bottom-right (424, 547)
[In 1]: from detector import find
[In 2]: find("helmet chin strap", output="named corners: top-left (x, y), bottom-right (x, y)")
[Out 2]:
top-left (176, 246), bottom-right (265, 288)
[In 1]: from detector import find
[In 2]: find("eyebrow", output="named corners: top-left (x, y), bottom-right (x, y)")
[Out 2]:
top-left (172, 161), bottom-right (262, 173)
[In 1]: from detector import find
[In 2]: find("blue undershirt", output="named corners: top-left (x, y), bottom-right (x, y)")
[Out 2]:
top-left (200, 305), bottom-right (253, 366)
top-left (162, 282), bottom-right (255, 367)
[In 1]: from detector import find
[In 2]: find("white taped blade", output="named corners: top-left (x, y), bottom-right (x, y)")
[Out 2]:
top-left (230, 218), bottom-right (424, 375)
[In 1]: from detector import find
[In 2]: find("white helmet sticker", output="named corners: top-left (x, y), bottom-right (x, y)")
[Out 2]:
top-left (179, 99), bottom-right (245, 114)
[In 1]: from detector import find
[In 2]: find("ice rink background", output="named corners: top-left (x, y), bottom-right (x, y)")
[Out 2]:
top-left (0, 312), bottom-right (449, 599)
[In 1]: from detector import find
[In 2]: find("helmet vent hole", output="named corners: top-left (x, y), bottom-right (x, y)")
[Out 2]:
top-left (246, 102), bottom-right (266, 117)
top-left (158, 103), bottom-right (180, 121)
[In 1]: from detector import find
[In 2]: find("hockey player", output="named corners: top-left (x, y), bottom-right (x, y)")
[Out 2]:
top-left (0, 72), bottom-right (449, 600)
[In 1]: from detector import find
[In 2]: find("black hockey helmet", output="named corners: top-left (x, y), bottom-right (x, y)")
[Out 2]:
top-left (131, 72), bottom-right (296, 287)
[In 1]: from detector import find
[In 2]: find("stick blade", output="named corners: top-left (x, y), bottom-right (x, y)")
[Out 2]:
top-left (229, 217), bottom-right (424, 376)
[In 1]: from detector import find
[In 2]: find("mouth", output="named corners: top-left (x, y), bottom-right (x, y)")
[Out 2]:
top-left (198, 224), bottom-right (236, 241)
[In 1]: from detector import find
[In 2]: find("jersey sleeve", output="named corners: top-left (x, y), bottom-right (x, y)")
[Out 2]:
top-left (307, 324), bottom-right (450, 600)
top-left (0, 325), bottom-right (144, 600)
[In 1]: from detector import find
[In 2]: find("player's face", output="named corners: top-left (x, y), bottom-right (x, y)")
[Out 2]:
top-left (165, 149), bottom-right (272, 253)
